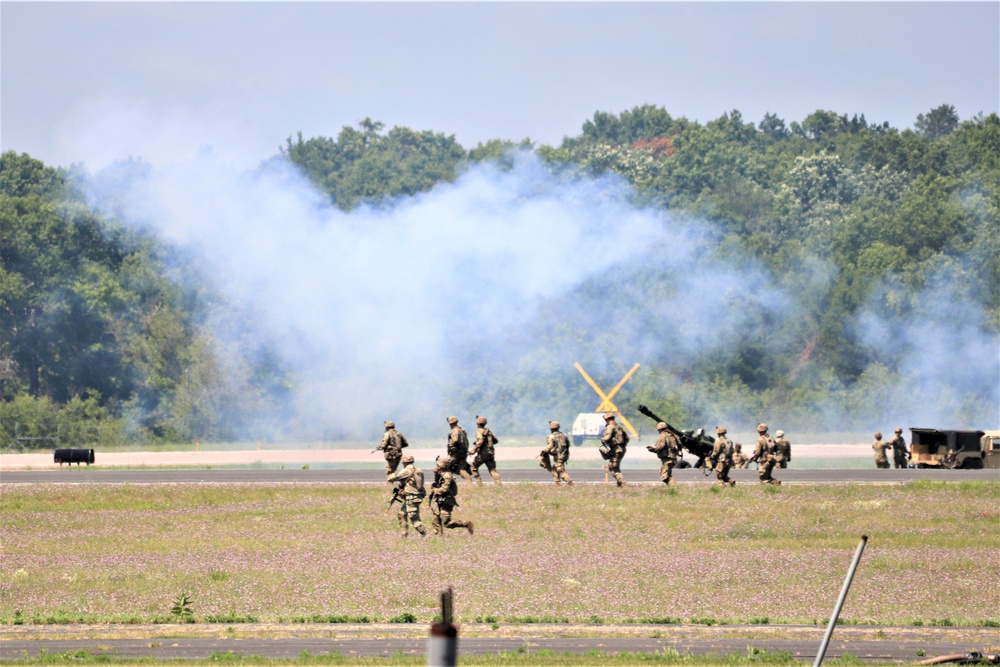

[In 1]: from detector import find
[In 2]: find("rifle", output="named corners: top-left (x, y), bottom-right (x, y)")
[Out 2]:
top-left (385, 484), bottom-right (403, 513)
top-left (636, 405), bottom-right (715, 467)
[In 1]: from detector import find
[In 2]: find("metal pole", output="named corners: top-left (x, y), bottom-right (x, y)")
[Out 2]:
top-left (427, 587), bottom-right (457, 667)
top-left (814, 535), bottom-right (868, 667)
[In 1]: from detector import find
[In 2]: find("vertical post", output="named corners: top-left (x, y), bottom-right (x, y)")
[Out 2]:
top-left (814, 535), bottom-right (868, 667)
top-left (428, 587), bottom-right (457, 667)
top-left (195, 438), bottom-right (201, 452)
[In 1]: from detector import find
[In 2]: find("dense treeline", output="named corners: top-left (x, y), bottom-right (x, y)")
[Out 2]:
top-left (2, 104), bottom-right (998, 446)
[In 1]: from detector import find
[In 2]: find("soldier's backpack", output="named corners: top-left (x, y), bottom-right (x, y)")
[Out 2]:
top-left (413, 469), bottom-right (426, 500)
top-left (398, 433), bottom-right (409, 449)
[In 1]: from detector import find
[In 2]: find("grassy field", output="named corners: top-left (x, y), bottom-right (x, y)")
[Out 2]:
top-left (1, 480), bottom-right (997, 627)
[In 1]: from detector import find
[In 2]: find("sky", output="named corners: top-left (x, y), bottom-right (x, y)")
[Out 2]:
top-left (2, 2), bottom-right (998, 171)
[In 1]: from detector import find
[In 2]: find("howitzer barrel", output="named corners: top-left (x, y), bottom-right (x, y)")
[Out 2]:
top-left (636, 405), bottom-right (715, 463)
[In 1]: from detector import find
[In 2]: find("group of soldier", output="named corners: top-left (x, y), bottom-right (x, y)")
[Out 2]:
top-left (377, 415), bottom-right (500, 538)
top-left (872, 428), bottom-right (909, 468)
top-left (641, 416), bottom-right (791, 488)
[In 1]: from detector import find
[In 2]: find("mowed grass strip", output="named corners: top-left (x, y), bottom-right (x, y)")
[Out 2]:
top-left (1, 481), bottom-right (997, 626)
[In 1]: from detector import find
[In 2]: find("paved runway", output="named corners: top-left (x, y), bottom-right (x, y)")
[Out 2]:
top-left (1, 467), bottom-right (997, 484)
top-left (2, 626), bottom-right (996, 662)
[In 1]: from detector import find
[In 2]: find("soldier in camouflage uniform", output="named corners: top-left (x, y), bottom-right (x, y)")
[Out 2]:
top-left (711, 426), bottom-right (736, 487)
top-left (872, 432), bottom-right (890, 468)
top-left (774, 430), bottom-right (791, 469)
top-left (542, 421), bottom-right (574, 485)
top-left (647, 421), bottom-right (681, 486)
top-left (377, 420), bottom-right (409, 477)
top-left (427, 456), bottom-right (474, 536)
top-left (445, 416), bottom-right (473, 482)
top-left (732, 443), bottom-right (750, 468)
top-left (889, 428), bottom-right (909, 469)
top-left (748, 423), bottom-right (780, 485)
top-left (470, 416), bottom-right (502, 485)
top-left (386, 454), bottom-right (427, 537)
top-left (601, 413), bottom-right (630, 487)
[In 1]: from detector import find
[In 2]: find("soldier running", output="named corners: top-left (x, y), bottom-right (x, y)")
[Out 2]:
top-left (872, 432), bottom-right (890, 468)
top-left (427, 456), bottom-right (474, 536)
top-left (711, 426), bottom-right (736, 487)
top-left (541, 420), bottom-right (574, 485)
top-left (601, 412), bottom-right (630, 487)
top-left (386, 454), bottom-right (427, 537)
top-left (647, 421), bottom-right (681, 486)
top-left (748, 423), bottom-right (780, 485)
top-left (376, 420), bottom-right (409, 477)
top-left (889, 428), bottom-right (909, 469)
top-left (774, 430), bottom-right (791, 469)
top-left (470, 416), bottom-right (502, 485)
top-left (445, 416), bottom-right (473, 482)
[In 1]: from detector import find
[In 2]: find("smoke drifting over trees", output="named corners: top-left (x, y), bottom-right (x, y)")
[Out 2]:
top-left (2, 105), bottom-right (997, 444)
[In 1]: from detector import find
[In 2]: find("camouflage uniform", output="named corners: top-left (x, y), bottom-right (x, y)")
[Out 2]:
top-left (872, 433), bottom-right (890, 468)
top-left (445, 417), bottom-right (473, 482)
top-left (774, 431), bottom-right (791, 469)
top-left (377, 421), bottom-right (409, 477)
top-left (711, 429), bottom-right (736, 486)
top-left (543, 422), bottom-right (573, 485)
top-left (889, 430), bottom-right (909, 469)
top-left (749, 424), bottom-right (780, 484)
top-left (386, 458), bottom-right (426, 537)
top-left (647, 424), bottom-right (680, 486)
top-left (470, 418), bottom-right (502, 485)
top-left (600, 415), bottom-right (629, 487)
top-left (731, 444), bottom-right (750, 469)
top-left (428, 463), bottom-right (474, 536)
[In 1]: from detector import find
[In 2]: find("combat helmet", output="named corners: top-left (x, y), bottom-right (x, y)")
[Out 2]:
top-left (775, 430), bottom-right (784, 438)
top-left (656, 422), bottom-right (667, 431)
top-left (894, 427), bottom-right (903, 434)
top-left (437, 456), bottom-right (451, 468)
top-left (446, 416), bottom-right (459, 425)
top-left (716, 425), bottom-right (727, 435)
top-left (384, 420), bottom-right (395, 429)
top-left (757, 423), bottom-right (768, 433)
top-left (401, 454), bottom-right (414, 464)
top-left (549, 421), bottom-right (560, 430)
top-left (476, 416), bottom-right (487, 426)
top-left (874, 431), bottom-right (882, 439)
top-left (603, 412), bottom-right (616, 421)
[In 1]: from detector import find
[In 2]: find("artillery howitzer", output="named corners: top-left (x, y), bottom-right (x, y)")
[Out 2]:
top-left (636, 405), bottom-right (716, 468)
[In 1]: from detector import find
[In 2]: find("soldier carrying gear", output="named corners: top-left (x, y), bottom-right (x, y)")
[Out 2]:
top-left (386, 453), bottom-right (427, 537)
top-left (601, 413), bottom-right (629, 487)
top-left (889, 427), bottom-right (909, 469)
top-left (470, 415), bottom-right (502, 485)
top-left (774, 430), bottom-right (792, 469)
top-left (427, 456), bottom-right (474, 536)
top-left (710, 426), bottom-right (736, 487)
top-left (377, 420), bottom-right (410, 477)
top-left (872, 432), bottom-right (891, 469)
top-left (541, 420), bottom-right (574, 486)
top-left (749, 423), bottom-right (780, 484)
top-left (648, 421), bottom-right (681, 486)
top-left (445, 417), bottom-right (473, 482)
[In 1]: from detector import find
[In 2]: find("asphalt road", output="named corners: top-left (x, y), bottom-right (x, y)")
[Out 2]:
top-left (1, 467), bottom-right (997, 484)
top-left (1, 628), bottom-right (995, 662)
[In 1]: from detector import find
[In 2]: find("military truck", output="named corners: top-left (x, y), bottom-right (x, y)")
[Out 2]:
top-left (908, 428), bottom-right (988, 469)
top-left (571, 413), bottom-right (607, 447)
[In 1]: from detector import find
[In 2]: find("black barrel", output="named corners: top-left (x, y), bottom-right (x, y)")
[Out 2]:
top-left (53, 449), bottom-right (95, 466)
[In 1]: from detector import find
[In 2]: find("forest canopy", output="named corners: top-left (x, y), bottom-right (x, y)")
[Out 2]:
top-left (2, 104), bottom-right (998, 446)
